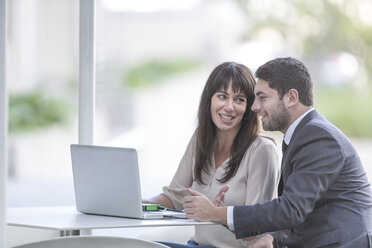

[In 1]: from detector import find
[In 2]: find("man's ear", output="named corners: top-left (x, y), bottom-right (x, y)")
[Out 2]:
top-left (285, 89), bottom-right (299, 107)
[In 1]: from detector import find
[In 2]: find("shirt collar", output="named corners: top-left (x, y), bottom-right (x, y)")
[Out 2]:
top-left (283, 108), bottom-right (314, 145)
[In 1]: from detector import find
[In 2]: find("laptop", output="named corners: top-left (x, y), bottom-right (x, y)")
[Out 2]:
top-left (70, 144), bottom-right (186, 219)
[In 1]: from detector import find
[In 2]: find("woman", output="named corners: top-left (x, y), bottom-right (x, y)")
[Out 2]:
top-left (144, 62), bottom-right (280, 247)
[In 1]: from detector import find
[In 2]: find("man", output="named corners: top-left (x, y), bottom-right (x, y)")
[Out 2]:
top-left (184, 57), bottom-right (372, 247)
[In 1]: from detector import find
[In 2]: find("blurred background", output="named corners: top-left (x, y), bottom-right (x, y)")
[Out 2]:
top-left (6, 0), bottom-right (372, 210)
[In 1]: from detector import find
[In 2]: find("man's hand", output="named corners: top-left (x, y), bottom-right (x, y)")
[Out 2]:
top-left (183, 188), bottom-right (227, 224)
top-left (251, 234), bottom-right (274, 248)
top-left (213, 185), bottom-right (229, 207)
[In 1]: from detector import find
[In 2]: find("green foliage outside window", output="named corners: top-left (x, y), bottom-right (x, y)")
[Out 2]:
top-left (315, 86), bottom-right (372, 138)
top-left (9, 89), bottom-right (71, 134)
top-left (123, 58), bottom-right (201, 89)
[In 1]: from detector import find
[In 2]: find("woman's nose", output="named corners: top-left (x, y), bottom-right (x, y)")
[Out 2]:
top-left (224, 98), bottom-right (234, 111)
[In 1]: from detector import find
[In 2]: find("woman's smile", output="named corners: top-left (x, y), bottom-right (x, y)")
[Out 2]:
top-left (219, 113), bottom-right (235, 121)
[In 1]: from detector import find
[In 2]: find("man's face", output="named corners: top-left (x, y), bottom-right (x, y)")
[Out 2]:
top-left (251, 79), bottom-right (290, 133)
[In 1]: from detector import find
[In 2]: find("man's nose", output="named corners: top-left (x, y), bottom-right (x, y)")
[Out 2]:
top-left (251, 98), bottom-right (259, 113)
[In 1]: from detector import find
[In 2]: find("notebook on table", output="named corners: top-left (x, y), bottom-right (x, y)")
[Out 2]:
top-left (70, 144), bottom-right (186, 219)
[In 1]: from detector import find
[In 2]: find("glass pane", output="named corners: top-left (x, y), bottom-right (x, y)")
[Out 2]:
top-left (7, 0), bottom-right (78, 207)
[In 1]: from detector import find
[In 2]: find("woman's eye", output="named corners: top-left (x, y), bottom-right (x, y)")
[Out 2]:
top-left (236, 97), bottom-right (246, 103)
top-left (217, 94), bottom-right (226, 99)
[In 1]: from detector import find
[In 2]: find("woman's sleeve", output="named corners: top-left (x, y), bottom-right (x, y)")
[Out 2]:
top-left (162, 135), bottom-right (195, 210)
top-left (244, 138), bottom-right (280, 205)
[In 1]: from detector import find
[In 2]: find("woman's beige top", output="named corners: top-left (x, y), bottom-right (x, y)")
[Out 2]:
top-left (163, 135), bottom-right (280, 248)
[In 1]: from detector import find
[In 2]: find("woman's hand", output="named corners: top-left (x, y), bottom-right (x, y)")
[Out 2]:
top-left (142, 194), bottom-right (175, 209)
top-left (213, 185), bottom-right (229, 207)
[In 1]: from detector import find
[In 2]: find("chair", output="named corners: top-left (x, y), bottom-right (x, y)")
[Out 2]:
top-left (13, 235), bottom-right (170, 248)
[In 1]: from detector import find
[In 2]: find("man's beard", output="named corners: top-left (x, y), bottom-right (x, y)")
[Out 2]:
top-left (262, 101), bottom-right (290, 132)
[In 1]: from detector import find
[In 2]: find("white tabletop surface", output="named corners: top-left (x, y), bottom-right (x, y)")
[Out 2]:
top-left (7, 206), bottom-right (216, 231)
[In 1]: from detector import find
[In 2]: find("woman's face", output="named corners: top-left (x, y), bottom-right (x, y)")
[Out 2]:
top-left (210, 82), bottom-right (247, 135)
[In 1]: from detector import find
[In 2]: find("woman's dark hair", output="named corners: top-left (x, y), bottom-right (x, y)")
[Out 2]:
top-left (194, 62), bottom-right (259, 184)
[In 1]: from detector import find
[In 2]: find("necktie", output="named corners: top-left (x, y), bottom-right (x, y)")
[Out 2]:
top-left (282, 140), bottom-right (288, 154)
top-left (278, 140), bottom-right (288, 196)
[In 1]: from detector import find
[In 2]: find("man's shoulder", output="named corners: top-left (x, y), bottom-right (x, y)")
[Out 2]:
top-left (316, 120), bottom-right (348, 141)
top-left (292, 113), bottom-right (357, 160)
top-left (298, 112), bottom-right (345, 140)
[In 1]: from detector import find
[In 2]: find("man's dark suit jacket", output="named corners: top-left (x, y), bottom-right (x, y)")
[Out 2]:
top-left (233, 110), bottom-right (372, 247)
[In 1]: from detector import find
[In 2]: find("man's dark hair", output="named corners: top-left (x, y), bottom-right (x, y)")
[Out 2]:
top-left (255, 57), bottom-right (313, 106)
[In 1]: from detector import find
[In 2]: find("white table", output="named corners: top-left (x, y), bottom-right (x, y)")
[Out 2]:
top-left (7, 206), bottom-right (216, 236)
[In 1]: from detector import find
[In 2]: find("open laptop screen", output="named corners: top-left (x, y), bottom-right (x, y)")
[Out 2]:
top-left (71, 144), bottom-right (144, 218)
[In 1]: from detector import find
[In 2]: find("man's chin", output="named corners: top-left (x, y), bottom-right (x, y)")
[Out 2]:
top-left (262, 126), bottom-right (271, 131)
top-left (262, 123), bottom-right (274, 132)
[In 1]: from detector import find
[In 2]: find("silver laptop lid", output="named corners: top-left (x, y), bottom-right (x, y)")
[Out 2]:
top-left (70, 144), bottom-right (143, 218)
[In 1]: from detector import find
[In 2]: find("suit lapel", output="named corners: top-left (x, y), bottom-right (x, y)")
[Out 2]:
top-left (280, 110), bottom-right (319, 185)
